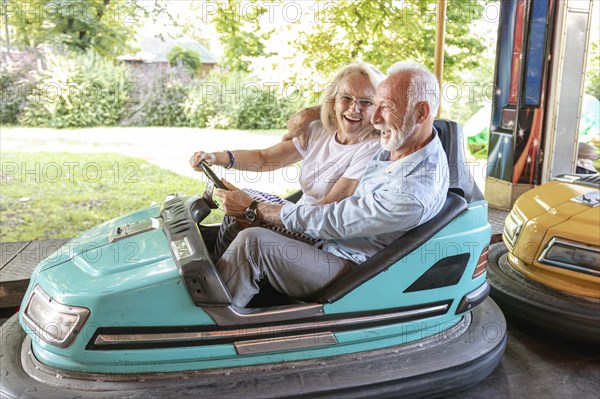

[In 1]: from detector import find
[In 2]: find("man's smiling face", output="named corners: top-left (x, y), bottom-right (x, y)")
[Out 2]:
top-left (371, 72), bottom-right (418, 152)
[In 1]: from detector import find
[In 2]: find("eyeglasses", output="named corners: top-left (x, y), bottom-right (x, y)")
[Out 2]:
top-left (336, 93), bottom-right (375, 109)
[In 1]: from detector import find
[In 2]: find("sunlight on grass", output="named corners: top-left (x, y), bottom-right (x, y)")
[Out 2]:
top-left (0, 152), bottom-right (224, 242)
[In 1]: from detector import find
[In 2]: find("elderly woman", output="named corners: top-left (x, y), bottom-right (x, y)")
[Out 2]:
top-left (190, 62), bottom-right (383, 253)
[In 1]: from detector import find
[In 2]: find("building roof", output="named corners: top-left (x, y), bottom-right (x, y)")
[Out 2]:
top-left (118, 35), bottom-right (218, 64)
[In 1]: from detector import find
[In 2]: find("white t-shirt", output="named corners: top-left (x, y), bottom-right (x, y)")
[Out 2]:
top-left (292, 120), bottom-right (380, 206)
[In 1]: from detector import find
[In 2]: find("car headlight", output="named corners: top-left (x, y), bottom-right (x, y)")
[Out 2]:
top-left (539, 238), bottom-right (600, 277)
top-left (503, 210), bottom-right (524, 249)
top-left (22, 285), bottom-right (90, 348)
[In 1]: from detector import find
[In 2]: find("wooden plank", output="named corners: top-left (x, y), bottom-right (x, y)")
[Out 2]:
top-left (0, 280), bottom-right (30, 308)
top-left (1, 241), bottom-right (31, 270)
top-left (0, 239), bottom-right (71, 283)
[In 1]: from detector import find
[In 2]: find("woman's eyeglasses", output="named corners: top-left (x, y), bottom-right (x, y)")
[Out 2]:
top-left (336, 93), bottom-right (375, 109)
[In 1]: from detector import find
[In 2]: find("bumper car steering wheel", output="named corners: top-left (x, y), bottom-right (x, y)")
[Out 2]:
top-left (199, 161), bottom-right (229, 209)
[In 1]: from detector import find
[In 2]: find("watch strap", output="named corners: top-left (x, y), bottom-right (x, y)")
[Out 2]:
top-left (244, 200), bottom-right (260, 222)
top-left (248, 200), bottom-right (259, 211)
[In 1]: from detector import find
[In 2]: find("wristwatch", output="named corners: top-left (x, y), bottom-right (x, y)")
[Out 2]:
top-left (244, 200), bottom-right (260, 222)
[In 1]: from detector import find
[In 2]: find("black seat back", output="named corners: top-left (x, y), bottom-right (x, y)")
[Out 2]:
top-left (433, 119), bottom-right (484, 202)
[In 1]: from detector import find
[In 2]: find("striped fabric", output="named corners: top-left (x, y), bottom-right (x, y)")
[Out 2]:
top-left (215, 188), bottom-right (322, 256)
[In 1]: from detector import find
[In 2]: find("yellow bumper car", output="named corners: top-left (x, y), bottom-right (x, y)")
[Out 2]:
top-left (488, 174), bottom-right (599, 341)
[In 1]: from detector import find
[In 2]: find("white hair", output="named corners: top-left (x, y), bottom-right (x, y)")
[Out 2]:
top-left (386, 61), bottom-right (440, 118)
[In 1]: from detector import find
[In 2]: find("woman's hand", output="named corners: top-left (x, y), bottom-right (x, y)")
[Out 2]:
top-left (281, 106), bottom-right (321, 150)
top-left (189, 151), bottom-right (217, 171)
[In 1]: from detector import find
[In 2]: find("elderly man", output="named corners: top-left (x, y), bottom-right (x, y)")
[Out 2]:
top-left (215, 61), bottom-right (449, 308)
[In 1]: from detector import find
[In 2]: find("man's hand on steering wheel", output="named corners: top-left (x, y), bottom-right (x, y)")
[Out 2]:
top-left (215, 181), bottom-right (260, 228)
top-left (218, 179), bottom-right (240, 192)
top-left (215, 183), bottom-right (251, 217)
top-left (198, 161), bottom-right (233, 209)
top-left (195, 160), bottom-right (260, 228)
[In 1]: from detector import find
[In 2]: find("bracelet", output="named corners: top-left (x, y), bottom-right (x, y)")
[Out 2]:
top-left (223, 150), bottom-right (235, 169)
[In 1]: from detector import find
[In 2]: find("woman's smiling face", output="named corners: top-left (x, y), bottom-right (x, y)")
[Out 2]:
top-left (334, 72), bottom-right (376, 142)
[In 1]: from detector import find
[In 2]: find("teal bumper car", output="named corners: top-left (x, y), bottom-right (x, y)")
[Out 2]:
top-left (0, 121), bottom-right (506, 398)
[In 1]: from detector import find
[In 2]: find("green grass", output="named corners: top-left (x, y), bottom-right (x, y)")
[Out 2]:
top-left (0, 152), bottom-right (224, 242)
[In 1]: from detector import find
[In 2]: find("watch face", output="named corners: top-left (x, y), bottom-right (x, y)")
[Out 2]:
top-left (244, 208), bottom-right (257, 222)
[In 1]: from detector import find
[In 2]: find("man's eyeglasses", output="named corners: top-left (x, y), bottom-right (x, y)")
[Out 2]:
top-left (336, 93), bottom-right (375, 109)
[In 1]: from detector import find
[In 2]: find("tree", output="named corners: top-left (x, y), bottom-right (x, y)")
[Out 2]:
top-left (167, 45), bottom-right (202, 75)
top-left (585, 40), bottom-right (600, 100)
top-left (209, 0), bottom-right (271, 72)
top-left (294, 0), bottom-right (487, 81)
top-left (4, 0), bottom-right (166, 58)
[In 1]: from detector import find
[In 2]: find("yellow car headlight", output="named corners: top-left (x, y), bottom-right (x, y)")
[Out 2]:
top-left (22, 285), bottom-right (90, 348)
top-left (539, 238), bottom-right (600, 276)
top-left (503, 210), bottom-right (524, 249)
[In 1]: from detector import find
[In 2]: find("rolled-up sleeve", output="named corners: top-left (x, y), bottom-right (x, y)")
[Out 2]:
top-left (281, 190), bottom-right (424, 240)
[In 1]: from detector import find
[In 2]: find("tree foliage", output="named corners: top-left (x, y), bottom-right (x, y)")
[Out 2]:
top-left (20, 48), bottom-right (132, 128)
top-left (585, 40), bottom-right (600, 100)
top-left (210, 0), bottom-right (271, 72)
top-left (4, 0), bottom-right (164, 58)
top-left (167, 45), bottom-right (202, 75)
top-left (295, 0), bottom-right (486, 81)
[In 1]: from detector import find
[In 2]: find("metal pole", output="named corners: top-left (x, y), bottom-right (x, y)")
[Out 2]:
top-left (434, 0), bottom-right (447, 118)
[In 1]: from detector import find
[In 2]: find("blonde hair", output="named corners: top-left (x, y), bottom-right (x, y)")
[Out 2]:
top-left (320, 62), bottom-right (384, 139)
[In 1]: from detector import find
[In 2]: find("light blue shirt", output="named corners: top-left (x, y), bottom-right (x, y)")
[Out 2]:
top-left (281, 131), bottom-right (449, 264)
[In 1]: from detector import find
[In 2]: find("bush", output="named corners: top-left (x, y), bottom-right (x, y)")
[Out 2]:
top-left (121, 66), bottom-right (192, 127)
top-left (234, 86), bottom-right (298, 129)
top-left (184, 83), bottom-right (218, 128)
top-left (184, 71), bottom-right (306, 130)
top-left (20, 48), bottom-right (132, 128)
top-left (0, 51), bottom-right (38, 125)
top-left (6, 48), bottom-right (306, 130)
top-left (184, 71), bottom-right (238, 129)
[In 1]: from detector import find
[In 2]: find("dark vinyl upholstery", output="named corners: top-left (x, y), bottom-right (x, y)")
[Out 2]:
top-left (433, 119), bottom-right (484, 202)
